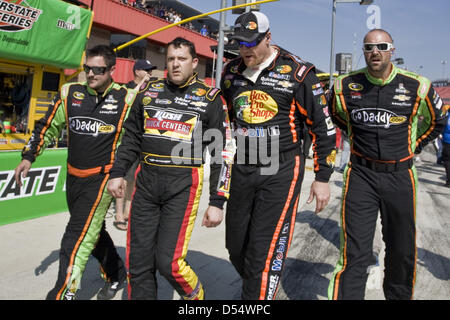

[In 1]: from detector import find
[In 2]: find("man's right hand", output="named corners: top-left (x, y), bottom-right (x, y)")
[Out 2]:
top-left (14, 159), bottom-right (32, 187)
top-left (107, 177), bottom-right (126, 198)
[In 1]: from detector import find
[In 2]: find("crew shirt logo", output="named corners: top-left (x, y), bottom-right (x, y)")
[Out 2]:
top-left (143, 106), bottom-right (199, 142)
top-left (348, 83), bottom-right (364, 91)
top-left (69, 116), bottom-right (116, 136)
top-left (275, 65), bottom-right (292, 74)
top-left (233, 90), bottom-right (278, 124)
top-left (351, 108), bottom-right (407, 128)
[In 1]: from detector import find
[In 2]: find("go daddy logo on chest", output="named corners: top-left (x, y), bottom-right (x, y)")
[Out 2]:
top-left (69, 116), bottom-right (116, 136)
top-left (350, 108), bottom-right (407, 128)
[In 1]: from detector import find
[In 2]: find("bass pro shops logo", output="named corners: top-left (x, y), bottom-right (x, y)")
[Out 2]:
top-left (233, 90), bottom-right (278, 124)
top-left (0, 0), bottom-right (42, 32)
top-left (351, 108), bottom-right (407, 128)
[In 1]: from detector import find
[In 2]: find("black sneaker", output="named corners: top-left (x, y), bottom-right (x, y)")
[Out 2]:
top-left (97, 270), bottom-right (127, 300)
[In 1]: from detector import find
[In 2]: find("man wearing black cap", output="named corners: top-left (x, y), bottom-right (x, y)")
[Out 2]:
top-left (221, 11), bottom-right (336, 300)
top-left (126, 59), bottom-right (157, 90)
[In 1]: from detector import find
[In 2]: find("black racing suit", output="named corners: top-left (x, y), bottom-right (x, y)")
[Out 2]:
top-left (22, 81), bottom-right (137, 299)
top-left (109, 74), bottom-right (233, 300)
top-left (328, 64), bottom-right (447, 300)
top-left (221, 46), bottom-right (336, 300)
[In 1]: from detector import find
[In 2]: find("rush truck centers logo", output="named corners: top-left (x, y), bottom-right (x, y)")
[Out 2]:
top-left (0, 0), bottom-right (42, 32)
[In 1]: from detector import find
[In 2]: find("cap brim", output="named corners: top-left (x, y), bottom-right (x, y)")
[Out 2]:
top-left (231, 32), bottom-right (260, 42)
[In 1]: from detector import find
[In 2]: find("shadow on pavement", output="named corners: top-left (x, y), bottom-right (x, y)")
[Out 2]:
top-left (417, 247), bottom-right (450, 281)
top-left (296, 210), bottom-right (340, 250)
top-left (281, 258), bottom-right (334, 300)
top-left (33, 247), bottom-right (240, 300)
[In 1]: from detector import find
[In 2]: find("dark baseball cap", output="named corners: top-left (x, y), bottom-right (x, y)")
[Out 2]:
top-left (231, 11), bottom-right (270, 42)
top-left (134, 59), bottom-right (157, 71)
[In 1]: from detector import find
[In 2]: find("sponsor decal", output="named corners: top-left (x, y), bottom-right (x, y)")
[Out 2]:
top-left (351, 91), bottom-right (362, 99)
top-left (233, 90), bottom-right (278, 124)
top-left (351, 108), bottom-right (407, 128)
top-left (105, 95), bottom-right (118, 104)
top-left (297, 65), bottom-right (307, 78)
top-left (0, 0), bottom-right (42, 32)
top-left (142, 96), bottom-right (152, 105)
top-left (69, 116), bottom-right (116, 136)
top-left (143, 106), bottom-right (199, 142)
top-left (278, 80), bottom-right (294, 88)
top-left (267, 275), bottom-right (280, 300)
top-left (348, 83), bottom-right (364, 91)
top-left (268, 72), bottom-right (290, 80)
top-left (193, 88), bottom-right (206, 96)
top-left (189, 101), bottom-right (208, 107)
top-left (101, 103), bottom-right (117, 110)
top-left (325, 117), bottom-right (334, 129)
top-left (393, 94), bottom-right (411, 102)
top-left (313, 88), bottom-right (324, 96)
top-left (71, 99), bottom-right (82, 107)
top-left (73, 91), bottom-right (85, 100)
top-left (275, 65), bottom-right (292, 74)
top-left (150, 82), bottom-right (164, 91)
top-left (145, 91), bottom-right (158, 98)
top-left (326, 149), bottom-right (336, 166)
top-left (184, 94), bottom-right (205, 101)
top-left (395, 83), bottom-right (410, 94)
top-left (235, 125), bottom-right (280, 138)
top-left (155, 98), bottom-right (172, 105)
top-left (246, 21), bottom-right (257, 30)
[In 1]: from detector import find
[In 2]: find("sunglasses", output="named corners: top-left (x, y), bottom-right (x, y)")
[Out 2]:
top-left (363, 42), bottom-right (394, 52)
top-left (83, 64), bottom-right (110, 75)
top-left (238, 33), bottom-right (268, 48)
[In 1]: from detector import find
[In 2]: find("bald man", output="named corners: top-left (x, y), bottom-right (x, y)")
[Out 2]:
top-left (328, 29), bottom-right (446, 300)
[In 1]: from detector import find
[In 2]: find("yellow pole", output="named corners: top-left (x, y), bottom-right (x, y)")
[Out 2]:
top-left (114, 0), bottom-right (279, 52)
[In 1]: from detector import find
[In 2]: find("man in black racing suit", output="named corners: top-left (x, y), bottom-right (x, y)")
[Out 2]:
top-left (221, 12), bottom-right (336, 300)
top-left (328, 29), bottom-right (447, 300)
top-left (107, 37), bottom-right (233, 300)
top-left (14, 45), bottom-right (133, 300)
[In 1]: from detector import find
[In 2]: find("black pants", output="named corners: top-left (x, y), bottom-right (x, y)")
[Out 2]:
top-left (127, 165), bottom-right (204, 300)
top-left (46, 173), bottom-right (125, 300)
top-left (329, 163), bottom-right (417, 300)
top-left (226, 154), bottom-right (305, 300)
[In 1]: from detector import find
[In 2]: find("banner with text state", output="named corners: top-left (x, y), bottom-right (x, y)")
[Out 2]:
top-left (0, 149), bottom-right (68, 226)
top-left (0, 0), bottom-right (93, 69)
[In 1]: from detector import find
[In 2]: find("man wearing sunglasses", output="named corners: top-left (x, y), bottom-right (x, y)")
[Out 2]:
top-left (14, 45), bottom-right (138, 300)
top-left (220, 11), bottom-right (336, 300)
top-left (328, 29), bottom-right (447, 300)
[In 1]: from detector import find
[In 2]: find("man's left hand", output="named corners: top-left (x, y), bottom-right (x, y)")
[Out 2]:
top-left (306, 181), bottom-right (330, 214)
top-left (202, 206), bottom-right (224, 228)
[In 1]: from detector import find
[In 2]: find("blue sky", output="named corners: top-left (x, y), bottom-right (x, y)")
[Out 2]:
top-left (179, 0), bottom-right (450, 82)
